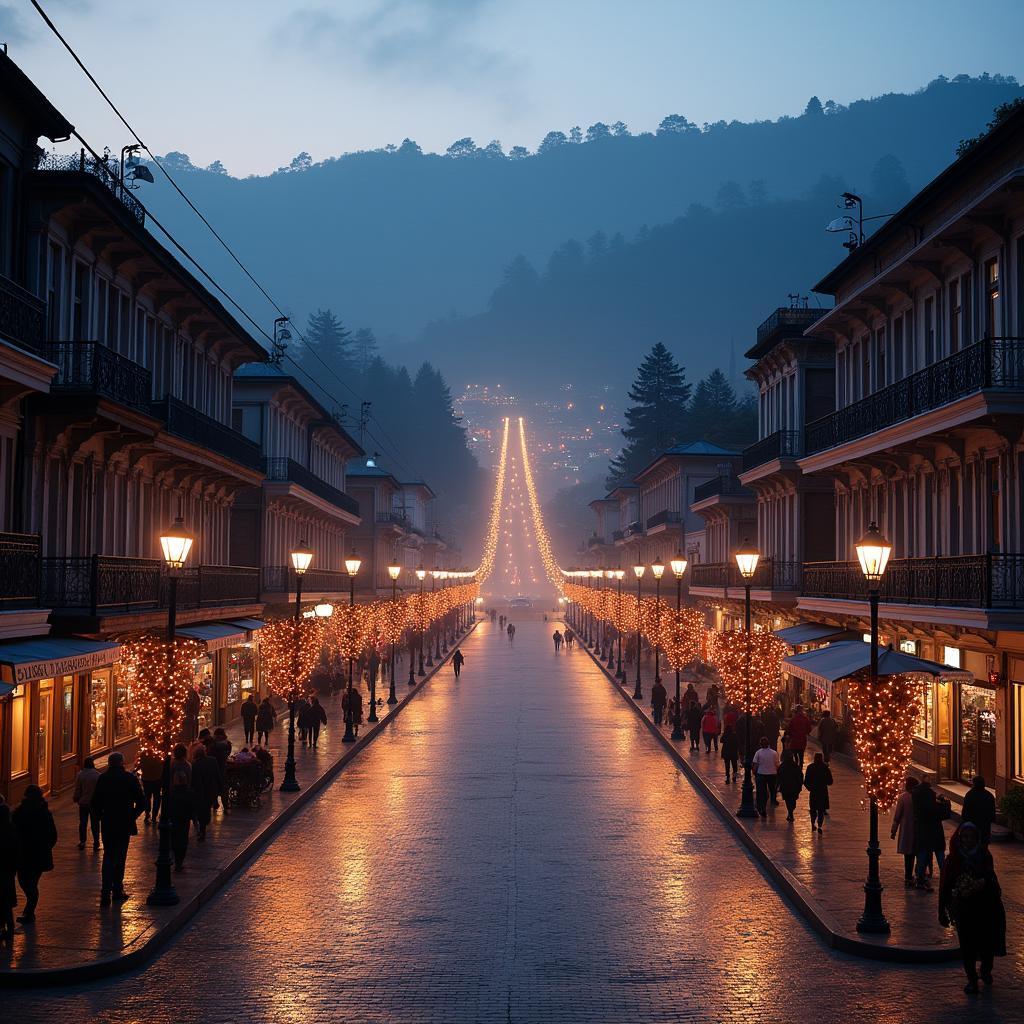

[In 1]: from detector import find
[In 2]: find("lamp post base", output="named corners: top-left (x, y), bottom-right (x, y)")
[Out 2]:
top-left (736, 761), bottom-right (758, 818)
top-left (342, 723), bottom-right (356, 743)
top-left (388, 682), bottom-right (398, 704)
top-left (632, 682), bottom-right (643, 700)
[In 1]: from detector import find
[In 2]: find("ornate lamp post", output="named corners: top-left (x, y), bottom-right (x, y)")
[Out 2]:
top-left (632, 563), bottom-right (645, 700)
top-left (651, 559), bottom-right (665, 683)
top-left (278, 541), bottom-right (313, 792)
top-left (734, 538), bottom-right (760, 818)
top-left (342, 551), bottom-right (361, 742)
top-left (615, 568), bottom-right (625, 679)
top-left (855, 521), bottom-right (893, 936)
top-left (416, 566), bottom-right (427, 676)
top-left (670, 552), bottom-right (688, 741)
top-left (387, 564), bottom-right (401, 704)
top-left (148, 516), bottom-right (194, 907)
top-left (591, 569), bottom-right (602, 649)
top-left (604, 570), bottom-right (617, 668)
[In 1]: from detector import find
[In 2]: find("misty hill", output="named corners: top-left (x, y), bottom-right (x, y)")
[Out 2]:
top-left (139, 74), bottom-right (1022, 391)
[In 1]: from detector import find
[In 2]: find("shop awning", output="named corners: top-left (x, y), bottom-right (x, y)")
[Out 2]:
top-left (773, 622), bottom-right (850, 647)
top-left (0, 637), bottom-right (121, 685)
top-left (783, 640), bottom-right (972, 688)
top-left (176, 623), bottom-right (248, 653)
top-left (226, 618), bottom-right (264, 632)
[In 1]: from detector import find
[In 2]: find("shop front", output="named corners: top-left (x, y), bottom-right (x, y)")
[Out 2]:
top-left (176, 620), bottom-right (263, 730)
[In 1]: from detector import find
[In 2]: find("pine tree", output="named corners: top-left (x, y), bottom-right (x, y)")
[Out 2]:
top-left (353, 327), bottom-right (378, 374)
top-left (304, 309), bottom-right (353, 375)
top-left (607, 343), bottom-right (690, 486)
top-left (688, 368), bottom-right (758, 448)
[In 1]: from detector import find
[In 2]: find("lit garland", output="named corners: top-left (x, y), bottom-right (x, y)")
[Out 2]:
top-left (706, 628), bottom-right (788, 714)
top-left (846, 671), bottom-right (922, 807)
top-left (517, 416), bottom-right (564, 590)
top-left (658, 606), bottom-right (706, 670)
top-left (260, 617), bottom-right (326, 702)
top-left (474, 416), bottom-right (510, 583)
top-left (121, 636), bottom-right (207, 757)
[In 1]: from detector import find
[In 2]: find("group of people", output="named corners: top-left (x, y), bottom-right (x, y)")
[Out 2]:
top-left (551, 628), bottom-right (575, 652)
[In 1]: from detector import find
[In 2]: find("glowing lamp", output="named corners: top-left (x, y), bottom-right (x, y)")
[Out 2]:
top-left (633, 564), bottom-right (645, 579)
top-left (651, 560), bottom-right (665, 580)
top-left (387, 564), bottom-right (402, 581)
top-left (314, 602), bottom-right (334, 618)
top-left (734, 539), bottom-right (760, 580)
top-left (344, 552), bottom-right (362, 577)
top-left (290, 541), bottom-right (314, 576)
top-left (855, 521), bottom-right (892, 584)
top-left (159, 516), bottom-right (194, 570)
top-left (670, 552), bottom-right (688, 579)
top-left (416, 565), bottom-right (427, 581)
top-left (615, 569), bottom-right (625, 580)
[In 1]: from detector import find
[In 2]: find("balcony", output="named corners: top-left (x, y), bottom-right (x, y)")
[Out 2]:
top-left (689, 558), bottom-right (802, 591)
top-left (805, 337), bottom-right (1024, 456)
top-left (802, 554), bottom-right (1024, 609)
top-left (624, 520), bottom-right (644, 538)
top-left (756, 307), bottom-right (824, 348)
top-left (35, 150), bottom-right (145, 225)
top-left (0, 274), bottom-right (46, 355)
top-left (0, 532), bottom-right (41, 609)
top-left (376, 511), bottom-right (408, 528)
top-left (42, 556), bottom-right (260, 614)
top-left (646, 510), bottom-right (683, 530)
top-left (693, 475), bottom-right (750, 502)
top-left (152, 395), bottom-right (262, 472)
top-left (612, 530), bottom-right (625, 542)
top-left (742, 430), bottom-right (801, 472)
top-left (263, 457), bottom-right (359, 517)
top-left (47, 341), bottom-right (152, 412)
top-left (262, 566), bottom-right (351, 595)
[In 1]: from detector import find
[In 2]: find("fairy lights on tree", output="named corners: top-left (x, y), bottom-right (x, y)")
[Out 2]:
top-left (706, 628), bottom-right (787, 714)
top-left (260, 618), bottom-right (325, 702)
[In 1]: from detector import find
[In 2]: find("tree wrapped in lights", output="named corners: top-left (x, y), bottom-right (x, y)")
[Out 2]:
top-left (657, 606), bottom-right (706, 669)
top-left (122, 636), bottom-right (207, 757)
top-left (261, 617), bottom-right (325, 701)
top-left (475, 417), bottom-right (510, 583)
top-left (707, 628), bottom-right (787, 714)
top-left (331, 602), bottom-right (369, 660)
top-left (846, 671), bottom-right (922, 808)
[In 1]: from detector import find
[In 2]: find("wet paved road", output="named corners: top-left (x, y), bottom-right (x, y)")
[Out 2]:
top-left (6, 618), bottom-right (1022, 1022)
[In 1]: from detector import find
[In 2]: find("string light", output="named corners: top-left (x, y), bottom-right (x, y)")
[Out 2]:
top-left (706, 628), bottom-right (788, 714)
top-left (260, 617), bottom-right (326, 701)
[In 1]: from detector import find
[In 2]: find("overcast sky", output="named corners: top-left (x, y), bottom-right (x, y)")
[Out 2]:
top-left (5, 0), bottom-right (1024, 176)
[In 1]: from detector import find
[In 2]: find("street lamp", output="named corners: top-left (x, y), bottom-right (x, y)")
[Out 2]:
top-left (429, 569), bottom-right (440, 665)
top-left (416, 566), bottom-right (427, 677)
top-left (632, 563), bottom-right (645, 700)
top-left (147, 516), bottom-right (194, 907)
top-left (734, 538), bottom-right (760, 819)
top-left (669, 552), bottom-right (688, 740)
top-left (280, 541), bottom-right (314, 793)
top-left (343, 551), bottom-right (361, 741)
top-left (604, 570), bottom-right (617, 668)
top-left (590, 568), bottom-right (602, 649)
top-left (855, 521), bottom-right (893, 936)
top-left (651, 559), bottom-right (665, 683)
top-left (615, 568), bottom-right (625, 679)
top-left (387, 564), bottom-right (401, 704)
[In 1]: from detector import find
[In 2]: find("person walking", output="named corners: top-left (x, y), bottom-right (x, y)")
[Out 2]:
top-left (73, 756), bottom-right (101, 850)
top-left (307, 695), bottom-right (328, 748)
top-left (168, 748), bottom-right (196, 871)
top-left (752, 738), bottom-right (780, 818)
top-left (961, 776), bottom-right (997, 846)
top-left (891, 776), bottom-right (919, 887)
top-left (211, 728), bottom-right (232, 813)
top-left (295, 695), bottom-right (311, 746)
top-left (343, 685), bottom-right (364, 739)
top-left (91, 753), bottom-right (144, 906)
top-left (255, 697), bottom-right (276, 746)
top-left (183, 686), bottom-right (201, 743)
top-left (564, 629), bottom-right (574, 650)
top-left (240, 693), bottom-right (258, 745)
top-left (817, 710), bottom-right (839, 764)
top-left (10, 785), bottom-right (57, 923)
top-left (139, 748), bottom-right (164, 826)
top-left (0, 805), bottom-right (18, 943)
top-left (452, 648), bottom-right (465, 678)
top-left (912, 779), bottom-right (947, 891)
top-left (651, 678), bottom-right (667, 726)
top-left (686, 700), bottom-right (703, 752)
top-left (721, 724), bottom-right (739, 784)
top-left (762, 705), bottom-right (780, 751)
top-left (777, 750), bottom-right (804, 822)
top-left (190, 744), bottom-right (221, 841)
top-left (553, 630), bottom-right (563, 652)
top-left (803, 752), bottom-right (833, 832)
top-left (507, 622), bottom-right (515, 642)
top-left (784, 705), bottom-right (813, 768)
top-left (939, 822), bottom-right (1007, 993)
top-left (700, 706), bottom-right (720, 752)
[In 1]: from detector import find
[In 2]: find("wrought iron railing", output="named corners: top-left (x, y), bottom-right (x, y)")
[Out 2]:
top-left (742, 429), bottom-right (801, 472)
top-left (263, 457), bottom-right (360, 517)
top-left (693, 474), bottom-right (751, 502)
top-left (375, 511), bottom-right (407, 526)
top-left (47, 341), bottom-right (152, 411)
top-left (802, 554), bottom-right (1024, 609)
top-left (805, 337), bottom-right (1024, 455)
top-left (0, 532), bottom-right (41, 608)
top-left (689, 558), bottom-right (801, 591)
top-left (625, 520), bottom-right (644, 537)
top-left (152, 395), bottom-right (262, 471)
top-left (612, 530), bottom-right (625, 541)
top-left (0, 274), bottom-right (45, 354)
top-left (43, 555), bottom-right (261, 614)
top-left (756, 307), bottom-right (825, 347)
top-left (262, 566), bottom-right (352, 594)
top-left (35, 150), bottom-right (145, 225)
top-left (645, 509), bottom-right (683, 529)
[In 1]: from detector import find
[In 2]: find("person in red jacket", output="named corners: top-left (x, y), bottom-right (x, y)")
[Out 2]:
top-left (700, 707), bottom-right (721, 753)
top-left (784, 705), bottom-right (813, 768)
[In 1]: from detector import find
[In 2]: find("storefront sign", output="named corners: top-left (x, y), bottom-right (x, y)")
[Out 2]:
top-left (13, 648), bottom-right (118, 683)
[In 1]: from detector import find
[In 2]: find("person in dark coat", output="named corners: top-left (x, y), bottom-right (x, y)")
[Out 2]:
top-left (650, 679), bottom-right (667, 726)
top-left (168, 750), bottom-right (196, 871)
top-left (940, 823), bottom-right (1007, 993)
top-left (912, 780), bottom-right (946, 890)
top-left (784, 705), bottom-right (813, 767)
top-left (803, 752), bottom-right (833, 832)
top-left (686, 701), bottom-right (703, 751)
top-left (961, 776), bottom-right (997, 846)
top-left (182, 686), bottom-right (201, 743)
top-left (255, 697), bottom-right (276, 746)
top-left (90, 753), bottom-right (144, 905)
top-left (294, 696), bottom-right (311, 746)
top-left (73, 756), bottom-right (101, 850)
top-left (190, 745), bottom-right (221, 839)
top-left (343, 687), bottom-right (364, 738)
top-left (452, 648), bottom-right (465, 678)
top-left (777, 750), bottom-right (804, 822)
top-left (721, 724), bottom-right (739, 784)
top-left (817, 710), bottom-right (839, 763)
top-left (0, 804), bottom-right (18, 942)
top-left (306, 696), bottom-right (328, 748)
top-left (11, 787), bottom-right (57, 922)
top-left (211, 728), bottom-right (232, 813)
top-left (761, 707), bottom-right (781, 751)
top-left (240, 693), bottom-right (258, 745)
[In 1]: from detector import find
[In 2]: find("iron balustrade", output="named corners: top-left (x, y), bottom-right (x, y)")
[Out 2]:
top-left (47, 341), bottom-right (152, 411)
top-left (0, 274), bottom-right (46, 354)
top-left (646, 509), bottom-right (683, 529)
top-left (375, 511), bottom-right (408, 526)
top-left (171, 565), bottom-right (261, 608)
top-left (263, 457), bottom-right (359, 517)
top-left (689, 558), bottom-right (802, 591)
top-left (805, 337), bottom-right (1024, 455)
top-left (693, 475), bottom-right (750, 502)
top-left (152, 395), bottom-right (263, 471)
top-left (35, 150), bottom-right (145, 225)
top-left (612, 530), bottom-right (625, 541)
top-left (690, 562), bottom-right (729, 588)
top-left (742, 430), bottom-right (801, 472)
top-left (0, 532), bottom-right (42, 608)
top-left (262, 566), bottom-right (351, 594)
top-left (625, 520), bottom-right (644, 537)
top-left (756, 307), bottom-right (824, 348)
top-left (802, 554), bottom-right (1024, 609)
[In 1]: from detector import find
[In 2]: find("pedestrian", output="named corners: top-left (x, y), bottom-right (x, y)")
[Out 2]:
top-left (803, 752), bottom-right (833, 833)
top-left (139, 747), bottom-right (163, 825)
top-left (762, 705), bottom-right (780, 751)
top-left (650, 678), bottom-right (667, 726)
top-left (686, 700), bottom-right (703, 751)
top-left (73, 755), bottom-right (101, 850)
top-left (891, 776), bottom-right (919, 886)
top-left (912, 779), bottom-right (947, 891)
top-left (189, 727), bottom-right (212, 762)
top-left (295, 694), bottom-right (311, 745)
top-left (10, 786), bottom-right (56, 924)
top-left (939, 823), bottom-right (1007, 993)
top-left (343, 686), bottom-right (364, 739)
top-left (0, 804), bottom-right (17, 943)
top-left (452, 648), bottom-right (465, 678)
top-left (168, 749), bottom-right (196, 871)
top-left (255, 697), bottom-right (276, 746)
top-left (961, 776), bottom-right (996, 846)
top-left (211, 727), bottom-right (232, 813)
top-left (240, 693), bottom-right (258, 745)
top-left (817, 709), bottom-right (839, 763)
top-left (553, 630), bottom-right (563, 652)
top-left (183, 686), bottom-right (200, 742)
top-left (701, 705), bottom-right (720, 752)
top-left (91, 753), bottom-right (144, 906)
top-left (307, 695), bottom-right (328, 748)
top-left (777, 750), bottom-right (803, 822)
top-left (682, 682), bottom-right (699, 710)
top-left (784, 705), bottom-right (813, 768)
top-left (752, 737), bottom-right (780, 818)
top-left (190, 744), bottom-right (221, 840)
top-left (721, 724), bottom-right (739, 783)
top-left (507, 622), bottom-right (515, 642)
top-left (722, 702), bottom-right (738, 731)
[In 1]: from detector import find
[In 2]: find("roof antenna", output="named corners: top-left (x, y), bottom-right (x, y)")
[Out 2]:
top-left (270, 316), bottom-right (291, 366)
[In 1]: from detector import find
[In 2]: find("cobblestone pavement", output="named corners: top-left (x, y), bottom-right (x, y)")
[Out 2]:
top-left (5, 618), bottom-right (1022, 1022)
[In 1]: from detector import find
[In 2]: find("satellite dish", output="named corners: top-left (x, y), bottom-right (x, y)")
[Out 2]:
top-left (826, 215), bottom-right (854, 233)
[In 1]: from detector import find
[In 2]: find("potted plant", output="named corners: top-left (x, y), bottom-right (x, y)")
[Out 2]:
top-left (998, 785), bottom-right (1024, 838)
